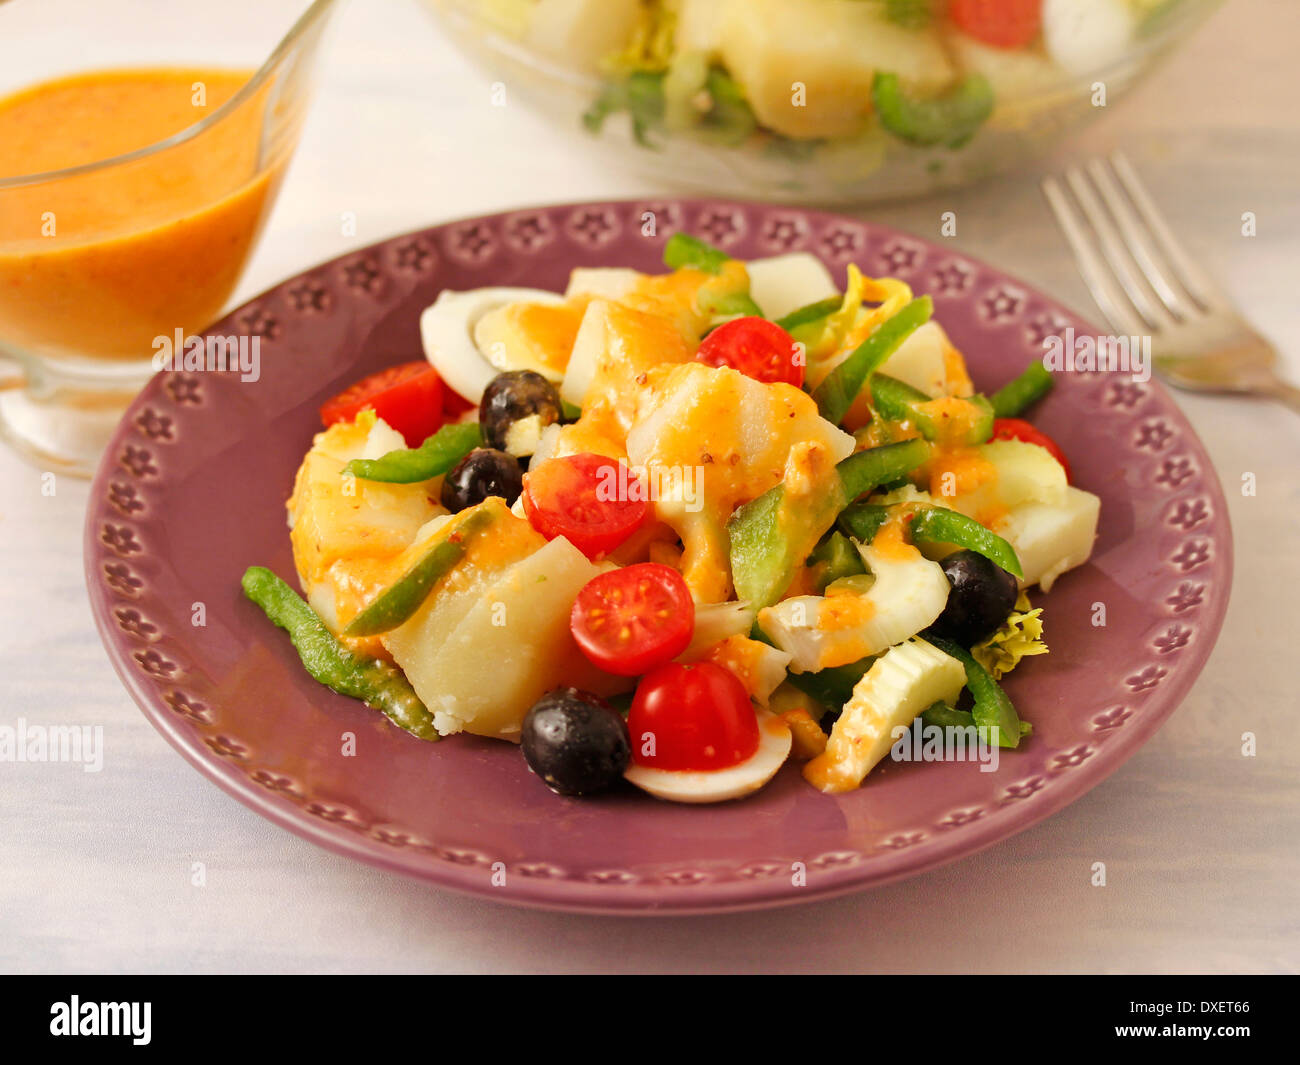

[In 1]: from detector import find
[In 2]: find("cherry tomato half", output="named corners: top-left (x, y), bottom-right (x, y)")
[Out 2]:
top-left (992, 417), bottom-right (1073, 483)
top-left (570, 563), bottom-right (695, 677)
top-left (627, 661), bottom-right (760, 771)
top-left (695, 316), bottom-right (804, 388)
top-left (441, 385), bottom-right (476, 420)
top-left (320, 362), bottom-right (444, 448)
top-left (522, 452), bottom-right (649, 560)
top-left (949, 0), bottom-right (1043, 50)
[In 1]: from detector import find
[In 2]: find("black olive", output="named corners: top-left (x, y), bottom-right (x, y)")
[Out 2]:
top-left (521, 688), bottom-right (631, 797)
top-left (928, 550), bottom-right (1020, 647)
top-left (479, 370), bottom-right (563, 454)
top-left (440, 447), bottom-right (523, 511)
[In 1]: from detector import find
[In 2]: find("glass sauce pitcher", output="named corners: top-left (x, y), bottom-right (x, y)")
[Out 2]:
top-left (0, 0), bottom-right (343, 475)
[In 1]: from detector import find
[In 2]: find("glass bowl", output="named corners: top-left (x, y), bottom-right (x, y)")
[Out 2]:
top-left (420, 0), bottom-right (1221, 204)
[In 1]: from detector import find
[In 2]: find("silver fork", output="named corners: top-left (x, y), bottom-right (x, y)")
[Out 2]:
top-left (1042, 151), bottom-right (1300, 414)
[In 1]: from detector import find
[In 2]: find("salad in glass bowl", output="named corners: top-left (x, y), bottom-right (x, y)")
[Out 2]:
top-left (242, 235), bottom-right (1099, 804)
top-left (422, 0), bottom-right (1220, 202)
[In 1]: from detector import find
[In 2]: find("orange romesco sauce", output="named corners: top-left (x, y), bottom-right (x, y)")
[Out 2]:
top-left (870, 513), bottom-right (913, 561)
top-left (942, 342), bottom-right (974, 396)
top-left (626, 260), bottom-right (749, 339)
top-left (913, 395), bottom-right (983, 446)
top-left (486, 302), bottom-right (586, 378)
top-left (0, 67), bottom-right (283, 360)
top-left (926, 445), bottom-right (997, 497)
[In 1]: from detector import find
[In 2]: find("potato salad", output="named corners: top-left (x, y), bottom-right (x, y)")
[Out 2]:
top-left (242, 233), bottom-right (1099, 803)
top-left (480, 0), bottom-right (1181, 161)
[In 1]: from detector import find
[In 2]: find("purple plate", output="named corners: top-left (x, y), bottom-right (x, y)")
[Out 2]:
top-left (85, 200), bottom-right (1232, 914)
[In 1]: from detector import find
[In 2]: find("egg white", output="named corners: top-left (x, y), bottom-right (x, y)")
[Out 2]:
top-left (623, 711), bottom-right (793, 804)
top-left (420, 287), bottom-right (565, 404)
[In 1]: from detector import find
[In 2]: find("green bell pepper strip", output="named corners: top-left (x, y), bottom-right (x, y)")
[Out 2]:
top-left (836, 438), bottom-right (931, 502)
top-left (728, 487), bottom-right (803, 613)
top-left (344, 422), bottom-right (482, 484)
top-left (729, 439), bottom-right (930, 611)
top-left (870, 374), bottom-right (995, 445)
top-left (989, 361), bottom-right (1054, 418)
top-left (812, 296), bottom-right (933, 426)
top-left (343, 507), bottom-right (493, 636)
top-left (837, 502), bottom-right (892, 544)
top-left (241, 567), bottom-right (438, 741)
top-left (663, 233), bottom-right (730, 275)
top-left (700, 288), bottom-right (764, 320)
top-left (787, 655), bottom-right (877, 713)
top-left (775, 295), bottom-right (841, 334)
top-left (839, 498), bottom-right (1021, 577)
top-left (909, 506), bottom-right (1023, 579)
top-left (807, 530), bottom-right (867, 594)
top-left (923, 635), bottom-right (1024, 749)
top-left (923, 700), bottom-right (1032, 737)
top-left (869, 371), bottom-right (929, 413)
top-left (921, 701), bottom-right (975, 730)
top-left (872, 72), bottom-right (995, 149)
top-left (661, 233), bottom-right (764, 318)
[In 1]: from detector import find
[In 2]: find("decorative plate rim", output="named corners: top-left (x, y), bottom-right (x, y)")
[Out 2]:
top-left (84, 198), bottom-right (1234, 915)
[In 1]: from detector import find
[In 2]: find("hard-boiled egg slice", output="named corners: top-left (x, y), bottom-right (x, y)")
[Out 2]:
top-left (623, 711), bottom-right (793, 804)
top-left (420, 287), bottom-right (566, 404)
top-left (475, 300), bottom-right (586, 386)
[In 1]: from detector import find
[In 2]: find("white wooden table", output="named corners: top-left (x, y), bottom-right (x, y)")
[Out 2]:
top-left (2, 0), bottom-right (1297, 974)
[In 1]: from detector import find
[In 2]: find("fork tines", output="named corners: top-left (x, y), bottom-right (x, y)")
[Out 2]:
top-left (1042, 151), bottom-right (1224, 338)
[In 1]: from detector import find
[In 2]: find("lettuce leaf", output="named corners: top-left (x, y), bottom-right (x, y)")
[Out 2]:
top-left (971, 591), bottom-right (1047, 679)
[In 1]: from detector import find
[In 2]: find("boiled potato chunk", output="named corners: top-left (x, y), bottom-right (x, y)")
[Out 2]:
top-left (998, 486), bottom-right (1101, 592)
top-left (564, 267), bottom-right (641, 304)
top-left (675, 0), bottom-right (729, 55)
top-left (947, 33), bottom-right (1070, 123)
top-left (401, 536), bottom-right (627, 741)
top-left (715, 0), bottom-right (954, 139)
top-left (626, 362), bottom-right (854, 601)
top-left (380, 500), bottom-right (545, 714)
top-left (526, 0), bottom-right (643, 74)
top-left (879, 321), bottom-right (973, 399)
top-left (562, 263), bottom-right (753, 414)
top-left (560, 297), bottom-right (693, 416)
top-left (745, 253), bottom-right (838, 321)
